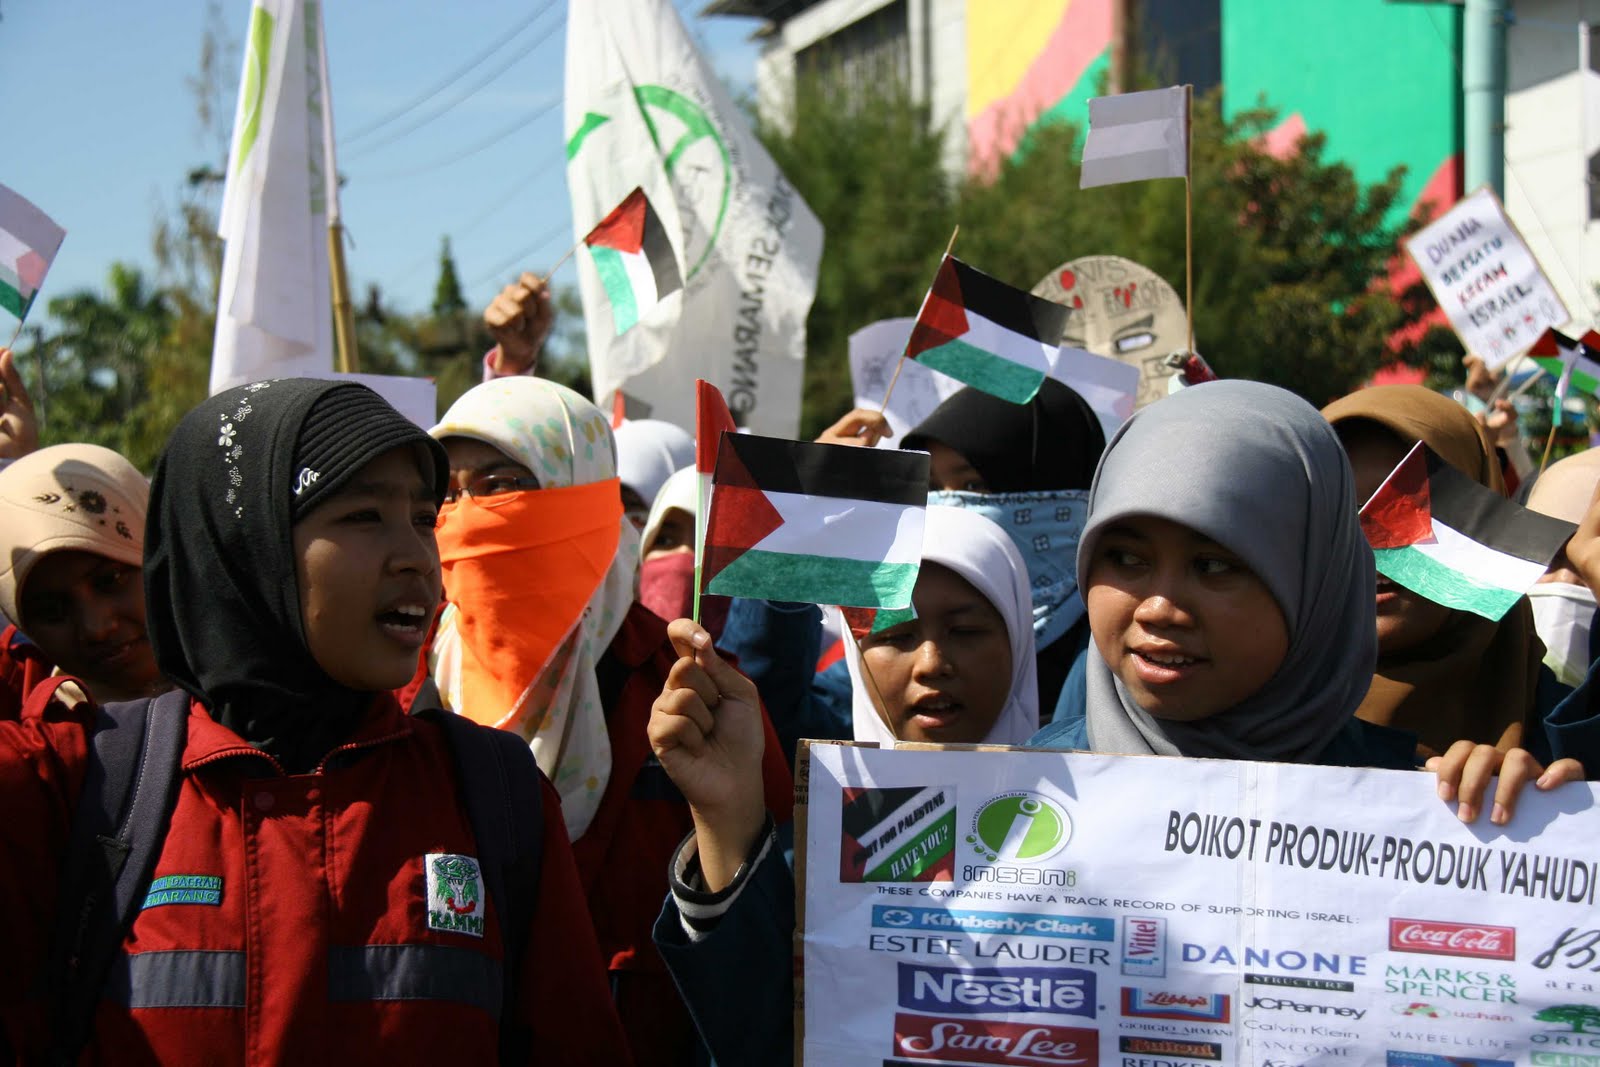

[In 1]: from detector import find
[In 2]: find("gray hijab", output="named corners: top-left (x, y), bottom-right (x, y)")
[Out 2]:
top-left (1078, 380), bottom-right (1376, 761)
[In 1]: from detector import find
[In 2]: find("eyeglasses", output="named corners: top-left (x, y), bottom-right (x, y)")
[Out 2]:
top-left (442, 473), bottom-right (541, 505)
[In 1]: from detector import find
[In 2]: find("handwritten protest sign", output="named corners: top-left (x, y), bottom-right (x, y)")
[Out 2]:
top-left (849, 318), bottom-right (965, 437)
top-left (798, 742), bottom-right (1600, 1065)
top-left (1405, 188), bottom-right (1571, 369)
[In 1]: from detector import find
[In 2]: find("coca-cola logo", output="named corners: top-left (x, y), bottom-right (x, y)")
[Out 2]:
top-left (1390, 918), bottom-right (1516, 961)
top-left (893, 1014), bottom-right (1097, 1066)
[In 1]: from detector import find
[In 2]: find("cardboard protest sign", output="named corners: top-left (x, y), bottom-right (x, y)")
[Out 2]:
top-left (1405, 187), bottom-right (1571, 369)
top-left (797, 742), bottom-right (1600, 1064)
top-left (848, 318), bottom-right (965, 437)
top-left (1033, 257), bottom-right (1186, 408)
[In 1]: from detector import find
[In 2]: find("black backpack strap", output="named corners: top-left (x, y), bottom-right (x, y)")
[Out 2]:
top-left (412, 685), bottom-right (543, 1065)
top-left (44, 687), bottom-right (190, 1064)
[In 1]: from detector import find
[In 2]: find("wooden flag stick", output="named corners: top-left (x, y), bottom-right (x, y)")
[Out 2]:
top-left (1183, 83), bottom-right (1195, 357)
top-left (846, 626), bottom-right (900, 744)
top-left (1509, 362), bottom-right (1547, 400)
top-left (879, 225), bottom-right (961, 414)
top-left (1540, 418), bottom-right (1560, 474)
top-left (541, 240), bottom-right (581, 286)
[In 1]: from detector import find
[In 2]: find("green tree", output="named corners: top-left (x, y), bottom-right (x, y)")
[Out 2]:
top-left (1534, 1004), bottom-right (1600, 1033)
top-left (432, 237), bottom-right (468, 319)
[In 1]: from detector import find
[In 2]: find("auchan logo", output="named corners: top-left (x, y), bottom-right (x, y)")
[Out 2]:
top-left (1390, 918), bottom-right (1516, 961)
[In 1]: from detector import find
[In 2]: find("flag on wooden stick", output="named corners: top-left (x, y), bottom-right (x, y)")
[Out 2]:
top-left (1079, 86), bottom-right (1189, 189)
top-left (1529, 327), bottom-right (1600, 403)
top-left (703, 434), bottom-right (929, 609)
top-left (583, 187), bottom-right (682, 336)
top-left (906, 256), bottom-right (1070, 404)
top-left (0, 182), bottom-right (65, 324)
top-left (1360, 441), bottom-right (1575, 621)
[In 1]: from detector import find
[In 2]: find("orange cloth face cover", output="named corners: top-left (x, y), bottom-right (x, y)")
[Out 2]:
top-left (434, 479), bottom-right (624, 725)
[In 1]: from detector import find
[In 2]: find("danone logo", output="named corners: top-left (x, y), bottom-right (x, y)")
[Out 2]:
top-left (1390, 918), bottom-right (1515, 961)
top-left (425, 853), bottom-right (485, 938)
top-left (967, 791), bottom-right (1071, 864)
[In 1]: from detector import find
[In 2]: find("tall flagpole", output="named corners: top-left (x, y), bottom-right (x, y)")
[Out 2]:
top-left (319, 4), bottom-right (359, 374)
top-left (1184, 83), bottom-right (1195, 356)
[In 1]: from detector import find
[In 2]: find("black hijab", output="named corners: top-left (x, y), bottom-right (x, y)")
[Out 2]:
top-left (144, 378), bottom-right (447, 771)
top-left (902, 378), bottom-right (1106, 491)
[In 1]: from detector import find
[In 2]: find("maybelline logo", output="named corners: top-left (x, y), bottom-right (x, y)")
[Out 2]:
top-left (871, 905), bottom-right (1113, 941)
top-left (1122, 916), bottom-right (1167, 977)
top-left (892, 1014), bottom-right (1097, 1066)
top-left (1244, 995), bottom-right (1366, 1019)
top-left (1390, 918), bottom-right (1516, 961)
top-left (897, 963), bottom-right (1095, 1018)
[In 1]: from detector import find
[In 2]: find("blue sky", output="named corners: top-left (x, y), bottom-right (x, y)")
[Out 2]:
top-left (0, 1), bottom-right (764, 326)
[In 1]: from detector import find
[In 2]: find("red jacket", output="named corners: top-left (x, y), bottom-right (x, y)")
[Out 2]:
top-left (0, 624), bottom-right (53, 722)
top-left (0, 688), bottom-right (632, 1066)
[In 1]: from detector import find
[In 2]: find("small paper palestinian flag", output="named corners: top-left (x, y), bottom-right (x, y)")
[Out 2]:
top-left (703, 433), bottom-right (929, 609)
top-left (583, 187), bottom-right (682, 336)
top-left (0, 182), bottom-right (66, 323)
top-left (838, 785), bottom-right (955, 882)
top-left (1529, 327), bottom-right (1600, 402)
top-left (906, 255), bottom-right (1070, 405)
top-left (1360, 441), bottom-right (1576, 621)
top-left (692, 379), bottom-right (738, 621)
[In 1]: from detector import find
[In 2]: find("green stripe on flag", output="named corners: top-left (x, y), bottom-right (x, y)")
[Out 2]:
top-left (1373, 545), bottom-right (1524, 621)
top-left (917, 339), bottom-right (1046, 404)
top-left (0, 279), bottom-right (26, 319)
top-left (589, 244), bottom-right (639, 334)
top-left (705, 549), bottom-right (919, 609)
top-left (862, 811), bottom-right (955, 882)
top-left (1533, 356), bottom-right (1600, 398)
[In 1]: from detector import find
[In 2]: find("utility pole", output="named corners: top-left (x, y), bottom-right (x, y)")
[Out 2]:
top-left (1464, 0), bottom-right (1508, 197)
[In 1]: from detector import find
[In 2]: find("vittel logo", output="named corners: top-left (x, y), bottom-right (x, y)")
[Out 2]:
top-left (1390, 918), bottom-right (1516, 961)
top-left (898, 963), bottom-right (1095, 1018)
top-left (1122, 916), bottom-right (1167, 977)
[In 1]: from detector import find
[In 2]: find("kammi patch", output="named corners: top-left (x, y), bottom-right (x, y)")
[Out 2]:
top-left (425, 853), bottom-right (485, 938)
top-left (142, 874), bottom-right (223, 909)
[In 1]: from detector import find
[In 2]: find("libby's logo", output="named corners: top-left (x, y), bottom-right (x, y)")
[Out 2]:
top-left (1390, 918), bottom-right (1515, 961)
top-left (1119, 987), bottom-right (1231, 1022)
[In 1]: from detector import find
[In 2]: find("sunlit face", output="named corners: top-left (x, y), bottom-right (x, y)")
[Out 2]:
top-left (858, 563), bottom-right (1013, 744)
top-left (292, 448), bottom-right (442, 691)
top-left (19, 550), bottom-right (162, 702)
top-left (925, 441), bottom-right (989, 493)
top-left (440, 436), bottom-right (539, 501)
top-left (1085, 516), bottom-right (1289, 722)
top-left (1337, 420), bottom-right (1453, 655)
top-left (644, 507), bottom-right (694, 562)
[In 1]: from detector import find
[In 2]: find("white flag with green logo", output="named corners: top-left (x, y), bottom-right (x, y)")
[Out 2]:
top-left (211, 0), bottom-right (337, 394)
top-left (564, 0), bottom-right (824, 437)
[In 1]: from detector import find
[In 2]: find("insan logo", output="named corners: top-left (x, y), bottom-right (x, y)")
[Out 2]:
top-left (967, 791), bottom-right (1071, 864)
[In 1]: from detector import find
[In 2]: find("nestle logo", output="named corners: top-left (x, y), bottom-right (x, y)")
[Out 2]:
top-left (898, 963), bottom-right (1095, 1018)
top-left (893, 1014), bottom-right (1097, 1066)
top-left (1389, 918), bottom-right (1515, 961)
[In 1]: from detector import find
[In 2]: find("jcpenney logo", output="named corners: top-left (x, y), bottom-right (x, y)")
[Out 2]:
top-left (893, 1014), bottom-right (1096, 1066)
top-left (898, 963), bottom-right (1094, 1018)
top-left (1244, 994), bottom-right (1366, 1019)
top-left (1390, 918), bottom-right (1516, 961)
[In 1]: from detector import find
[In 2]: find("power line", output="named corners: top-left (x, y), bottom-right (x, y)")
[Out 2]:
top-left (347, 8), bottom-right (566, 158)
top-left (361, 96), bottom-right (561, 182)
top-left (469, 220), bottom-right (573, 289)
top-left (343, 0), bottom-right (559, 144)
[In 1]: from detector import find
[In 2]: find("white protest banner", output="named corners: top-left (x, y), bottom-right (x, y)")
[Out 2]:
top-left (1405, 188), bottom-right (1572, 369)
top-left (565, 0), bottom-right (824, 438)
top-left (849, 318), bottom-right (964, 437)
top-left (1054, 346), bottom-right (1138, 439)
top-left (799, 742), bottom-right (1600, 1064)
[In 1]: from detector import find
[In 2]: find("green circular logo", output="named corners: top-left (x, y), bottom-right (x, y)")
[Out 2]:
top-left (967, 792), bottom-right (1071, 864)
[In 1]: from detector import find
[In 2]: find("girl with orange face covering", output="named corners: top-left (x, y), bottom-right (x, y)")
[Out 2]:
top-left (425, 377), bottom-right (792, 1067)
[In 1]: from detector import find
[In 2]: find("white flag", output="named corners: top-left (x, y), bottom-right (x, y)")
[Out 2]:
top-left (1080, 86), bottom-right (1188, 190)
top-left (564, 0), bottom-right (824, 437)
top-left (210, 0), bottom-right (337, 393)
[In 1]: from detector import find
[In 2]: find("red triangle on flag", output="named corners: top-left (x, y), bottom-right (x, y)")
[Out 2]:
top-left (702, 435), bottom-right (785, 586)
top-left (1359, 442), bottom-right (1435, 550)
top-left (906, 256), bottom-right (970, 361)
top-left (584, 187), bottom-right (648, 254)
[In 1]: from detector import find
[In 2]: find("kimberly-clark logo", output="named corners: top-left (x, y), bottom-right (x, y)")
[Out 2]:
top-left (871, 906), bottom-right (1113, 941)
top-left (898, 963), bottom-right (1095, 1018)
top-left (1122, 916), bottom-right (1167, 977)
top-left (893, 1014), bottom-right (1097, 1066)
top-left (1389, 918), bottom-right (1516, 961)
top-left (1120, 987), bottom-right (1231, 1023)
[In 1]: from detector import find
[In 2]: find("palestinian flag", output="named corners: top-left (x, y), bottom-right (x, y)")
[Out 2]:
top-left (583, 187), bottom-right (681, 336)
top-left (703, 433), bottom-right (929, 609)
top-left (907, 255), bottom-right (1070, 404)
top-left (838, 785), bottom-right (955, 883)
top-left (1529, 327), bottom-right (1600, 401)
top-left (0, 182), bottom-right (65, 323)
top-left (692, 379), bottom-right (738, 622)
top-left (1360, 441), bottom-right (1576, 621)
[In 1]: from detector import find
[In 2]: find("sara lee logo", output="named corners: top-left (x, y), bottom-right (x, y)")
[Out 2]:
top-left (967, 791), bottom-right (1072, 864)
top-left (1121, 916), bottom-right (1166, 977)
top-left (892, 1014), bottom-right (1097, 1066)
top-left (870, 905), bottom-right (1113, 941)
top-left (898, 963), bottom-right (1095, 1018)
top-left (1117, 1036), bottom-right (1221, 1060)
top-left (1390, 918), bottom-right (1516, 961)
top-left (1119, 987), bottom-right (1231, 1023)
